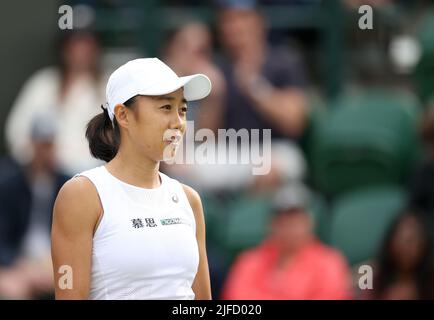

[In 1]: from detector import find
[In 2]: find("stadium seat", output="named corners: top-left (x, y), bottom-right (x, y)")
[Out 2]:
top-left (311, 89), bottom-right (421, 197)
top-left (223, 192), bottom-right (273, 261)
top-left (201, 192), bottom-right (229, 250)
top-left (329, 185), bottom-right (406, 265)
top-left (413, 52), bottom-right (434, 106)
top-left (309, 191), bottom-right (331, 244)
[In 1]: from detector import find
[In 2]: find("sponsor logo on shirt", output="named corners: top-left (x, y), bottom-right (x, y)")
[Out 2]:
top-left (131, 217), bottom-right (188, 228)
top-left (131, 218), bottom-right (157, 228)
top-left (160, 217), bottom-right (183, 226)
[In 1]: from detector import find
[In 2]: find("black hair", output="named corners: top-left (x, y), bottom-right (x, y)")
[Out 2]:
top-left (86, 96), bottom-right (138, 162)
top-left (373, 209), bottom-right (434, 299)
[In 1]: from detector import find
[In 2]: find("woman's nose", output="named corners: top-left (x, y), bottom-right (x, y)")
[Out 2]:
top-left (170, 111), bottom-right (184, 130)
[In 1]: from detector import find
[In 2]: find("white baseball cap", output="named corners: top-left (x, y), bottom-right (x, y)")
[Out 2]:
top-left (105, 58), bottom-right (212, 121)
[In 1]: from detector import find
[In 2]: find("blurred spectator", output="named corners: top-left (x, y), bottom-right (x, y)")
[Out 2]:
top-left (370, 211), bottom-right (434, 300)
top-left (215, 5), bottom-right (309, 140)
top-left (221, 184), bottom-right (352, 299)
top-left (0, 116), bottom-right (69, 299)
top-left (4, 30), bottom-right (105, 176)
top-left (162, 21), bottom-right (226, 132)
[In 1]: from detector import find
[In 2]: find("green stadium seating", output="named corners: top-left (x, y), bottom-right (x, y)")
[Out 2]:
top-left (329, 185), bottom-right (406, 265)
top-left (308, 191), bottom-right (331, 244)
top-left (413, 51), bottom-right (434, 105)
top-left (223, 192), bottom-right (273, 262)
top-left (311, 88), bottom-right (421, 197)
top-left (201, 192), bottom-right (228, 248)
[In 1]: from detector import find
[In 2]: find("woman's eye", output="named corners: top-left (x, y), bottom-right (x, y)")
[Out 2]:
top-left (180, 106), bottom-right (188, 113)
top-left (161, 105), bottom-right (171, 111)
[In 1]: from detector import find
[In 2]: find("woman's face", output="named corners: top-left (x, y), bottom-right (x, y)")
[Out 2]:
top-left (118, 88), bottom-right (187, 162)
top-left (62, 33), bottom-right (99, 72)
top-left (271, 209), bottom-right (313, 253)
top-left (218, 9), bottom-right (264, 60)
top-left (390, 215), bottom-right (425, 272)
top-left (170, 23), bottom-right (211, 61)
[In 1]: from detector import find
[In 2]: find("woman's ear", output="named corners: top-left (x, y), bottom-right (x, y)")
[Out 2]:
top-left (114, 104), bottom-right (129, 128)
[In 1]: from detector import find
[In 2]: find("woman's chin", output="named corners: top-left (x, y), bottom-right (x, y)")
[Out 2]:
top-left (161, 143), bottom-right (180, 163)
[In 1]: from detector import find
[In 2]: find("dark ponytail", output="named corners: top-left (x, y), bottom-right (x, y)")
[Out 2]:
top-left (86, 96), bottom-right (138, 162)
top-left (86, 105), bottom-right (120, 162)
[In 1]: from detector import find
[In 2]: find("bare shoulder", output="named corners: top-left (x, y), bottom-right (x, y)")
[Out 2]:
top-left (181, 184), bottom-right (206, 242)
top-left (181, 184), bottom-right (202, 210)
top-left (181, 184), bottom-right (205, 224)
top-left (56, 176), bottom-right (100, 208)
top-left (53, 176), bottom-right (101, 229)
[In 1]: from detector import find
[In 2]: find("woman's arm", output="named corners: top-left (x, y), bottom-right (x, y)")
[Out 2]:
top-left (51, 177), bottom-right (101, 299)
top-left (182, 184), bottom-right (212, 300)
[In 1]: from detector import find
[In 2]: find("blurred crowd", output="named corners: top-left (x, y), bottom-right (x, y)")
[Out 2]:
top-left (1, 0), bottom-right (434, 299)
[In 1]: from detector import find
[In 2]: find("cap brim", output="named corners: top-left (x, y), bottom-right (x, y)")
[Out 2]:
top-left (138, 74), bottom-right (212, 102)
top-left (179, 74), bottom-right (212, 101)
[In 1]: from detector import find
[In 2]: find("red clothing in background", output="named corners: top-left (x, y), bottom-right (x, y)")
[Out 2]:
top-left (222, 238), bottom-right (352, 300)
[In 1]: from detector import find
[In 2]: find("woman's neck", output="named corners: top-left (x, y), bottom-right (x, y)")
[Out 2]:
top-left (106, 149), bottom-right (161, 189)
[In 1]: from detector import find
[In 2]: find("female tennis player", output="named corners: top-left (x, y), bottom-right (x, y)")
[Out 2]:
top-left (51, 58), bottom-right (212, 300)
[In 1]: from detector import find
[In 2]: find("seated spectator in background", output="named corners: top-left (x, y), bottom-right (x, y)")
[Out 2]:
top-left (409, 105), bottom-right (434, 223)
top-left (0, 116), bottom-right (69, 299)
top-left (369, 211), bottom-right (434, 300)
top-left (162, 21), bottom-right (226, 132)
top-left (221, 184), bottom-right (352, 300)
top-left (4, 29), bottom-right (105, 176)
top-left (214, 4), bottom-right (309, 140)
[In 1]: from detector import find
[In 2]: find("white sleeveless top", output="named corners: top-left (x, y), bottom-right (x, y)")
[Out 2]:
top-left (74, 166), bottom-right (199, 300)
